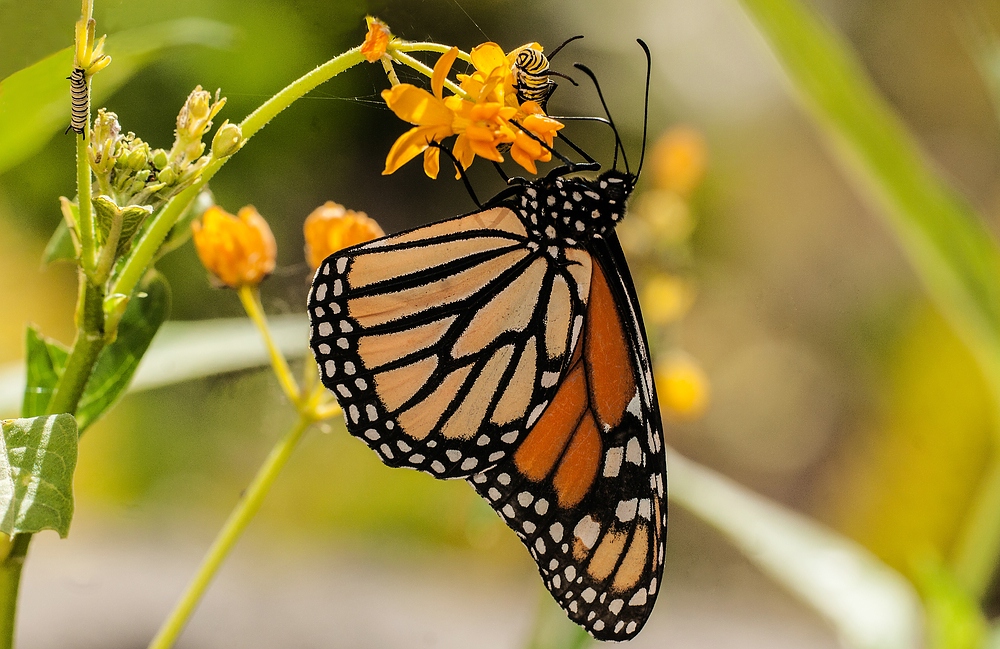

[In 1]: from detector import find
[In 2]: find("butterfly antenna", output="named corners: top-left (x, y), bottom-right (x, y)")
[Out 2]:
top-left (573, 62), bottom-right (630, 175)
top-left (634, 39), bottom-right (652, 182)
top-left (547, 35), bottom-right (584, 60)
top-left (544, 70), bottom-right (579, 86)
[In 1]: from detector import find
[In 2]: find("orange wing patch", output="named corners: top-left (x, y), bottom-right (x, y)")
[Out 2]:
top-left (513, 261), bottom-right (638, 508)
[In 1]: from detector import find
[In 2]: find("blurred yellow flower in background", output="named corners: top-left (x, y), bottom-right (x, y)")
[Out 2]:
top-left (642, 274), bottom-right (696, 325)
top-left (656, 353), bottom-right (710, 420)
top-left (192, 205), bottom-right (276, 288)
top-left (303, 201), bottom-right (384, 270)
top-left (651, 125), bottom-right (707, 197)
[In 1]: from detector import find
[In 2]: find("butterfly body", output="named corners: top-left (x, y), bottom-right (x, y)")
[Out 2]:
top-left (309, 167), bottom-right (665, 640)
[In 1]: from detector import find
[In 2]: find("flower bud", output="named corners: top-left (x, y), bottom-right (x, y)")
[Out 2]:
top-left (124, 138), bottom-right (151, 171)
top-left (303, 201), bottom-right (384, 270)
top-left (210, 120), bottom-right (244, 159)
top-left (651, 126), bottom-right (707, 196)
top-left (151, 149), bottom-right (169, 170)
top-left (655, 353), bottom-right (710, 420)
top-left (192, 205), bottom-right (277, 289)
top-left (158, 166), bottom-right (177, 185)
top-left (361, 17), bottom-right (392, 63)
top-left (177, 86), bottom-right (226, 142)
top-left (88, 109), bottom-right (121, 176)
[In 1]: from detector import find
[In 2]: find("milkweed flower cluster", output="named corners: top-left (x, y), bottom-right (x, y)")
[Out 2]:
top-left (621, 126), bottom-right (710, 420)
top-left (363, 19), bottom-right (564, 178)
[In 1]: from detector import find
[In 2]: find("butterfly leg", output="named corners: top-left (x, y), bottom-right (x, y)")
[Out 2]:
top-left (429, 140), bottom-right (482, 209)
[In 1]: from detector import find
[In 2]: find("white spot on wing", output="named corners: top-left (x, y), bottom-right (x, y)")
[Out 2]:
top-left (574, 516), bottom-right (600, 549)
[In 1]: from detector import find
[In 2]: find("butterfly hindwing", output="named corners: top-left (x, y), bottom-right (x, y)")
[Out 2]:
top-left (309, 206), bottom-right (592, 479)
top-left (468, 238), bottom-right (666, 641)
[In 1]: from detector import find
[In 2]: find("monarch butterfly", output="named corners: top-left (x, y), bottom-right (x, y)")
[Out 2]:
top-left (308, 43), bottom-right (664, 641)
top-left (66, 67), bottom-right (89, 136)
top-left (510, 35), bottom-right (583, 113)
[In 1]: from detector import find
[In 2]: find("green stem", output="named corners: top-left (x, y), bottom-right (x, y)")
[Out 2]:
top-left (0, 535), bottom-right (31, 649)
top-left (389, 49), bottom-right (468, 98)
top-left (46, 278), bottom-right (105, 416)
top-left (75, 92), bottom-right (96, 277)
top-left (237, 285), bottom-right (301, 407)
top-left (110, 47), bottom-right (366, 302)
top-left (147, 416), bottom-right (312, 649)
top-left (394, 41), bottom-right (473, 64)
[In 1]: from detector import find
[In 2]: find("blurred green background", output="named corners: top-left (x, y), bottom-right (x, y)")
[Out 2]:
top-left (3, 0), bottom-right (1000, 646)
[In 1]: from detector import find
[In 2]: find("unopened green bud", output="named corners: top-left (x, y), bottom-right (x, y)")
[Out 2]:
top-left (158, 166), bottom-right (177, 185)
top-left (210, 120), bottom-right (243, 159)
top-left (151, 149), bottom-right (169, 170)
top-left (126, 142), bottom-right (150, 170)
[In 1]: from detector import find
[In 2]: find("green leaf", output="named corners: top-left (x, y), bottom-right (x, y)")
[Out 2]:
top-left (92, 195), bottom-right (119, 247)
top-left (42, 220), bottom-right (75, 265)
top-left (76, 271), bottom-right (170, 431)
top-left (93, 195), bottom-right (152, 258)
top-left (734, 0), bottom-right (1000, 393)
top-left (0, 314), bottom-right (309, 418)
top-left (21, 327), bottom-right (68, 418)
top-left (0, 18), bottom-right (235, 176)
top-left (0, 414), bottom-right (77, 538)
top-left (669, 450), bottom-right (922, 649)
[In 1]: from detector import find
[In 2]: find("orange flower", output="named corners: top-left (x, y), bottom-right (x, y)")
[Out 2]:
top-left (509, 101), bottom-right (562, 174)
top-left (192, 205), bottom-right (276, 288)
top-left (361, 17), bottom-right (391, 63)
top-left (303, 201), bottom-right (384, 270)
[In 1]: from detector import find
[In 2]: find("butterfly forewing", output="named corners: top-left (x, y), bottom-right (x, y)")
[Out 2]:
top-left (309, 206), bottom-right (592, 478)
top-left (469, 249), bottom-right (665, 641)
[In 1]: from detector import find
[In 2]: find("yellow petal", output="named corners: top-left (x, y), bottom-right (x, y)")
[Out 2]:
top-left (432, 46), bottom-right (460, 99)
top-left (423, 146), bottom-right (441, 179)
top-left (382, 85), bottom-right (454, 126)
top-left (383, 125), bottom-right (442, 175)
top-left (471, 42), bottom-right (507, 75)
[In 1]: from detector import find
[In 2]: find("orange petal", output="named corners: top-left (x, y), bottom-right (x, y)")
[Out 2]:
top-left (432, 46), bottom-right (460, 99)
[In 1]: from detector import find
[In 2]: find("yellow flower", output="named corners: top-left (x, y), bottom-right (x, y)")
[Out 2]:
top-left (192, 205), bottom-right (276, 288)
top-left (655, 353), bottom-right (710, 420)
top-left (361, 17), bottom-right (391, 63)
top-left (381, 42), bottom-right (564, 179)
top-left (381, 47), bottom-right (461, 177)
top-left (642, 274), bottom-right (695, 325)
top-left (303, 201), bottom-right (385, 270)
top-left (652, 126), bottom-right (707, 196)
